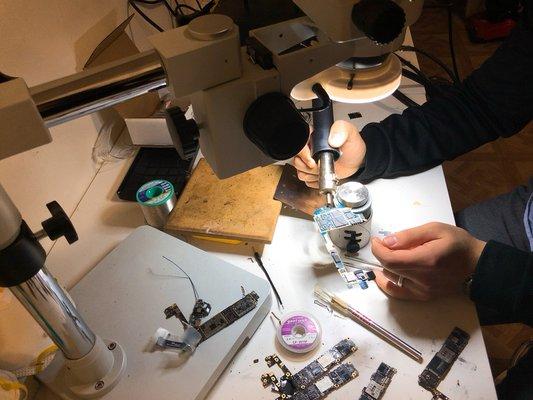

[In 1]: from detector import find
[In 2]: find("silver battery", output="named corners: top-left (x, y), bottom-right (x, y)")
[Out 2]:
top-left (329, 182), bottom-right (372, 252)
top-left (136, 180), bottom-right (176, 229)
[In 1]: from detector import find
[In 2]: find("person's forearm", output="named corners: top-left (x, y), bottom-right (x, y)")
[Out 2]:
top-left (470, 240), bottom-right (533, 326)
top-left (355, 22), bottom-right (533, 183)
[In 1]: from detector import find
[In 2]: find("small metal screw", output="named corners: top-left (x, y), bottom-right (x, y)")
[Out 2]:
top-left (95, 381), bottom-right (104, 390)
top-left (107, 342), bottom-right (116, 350)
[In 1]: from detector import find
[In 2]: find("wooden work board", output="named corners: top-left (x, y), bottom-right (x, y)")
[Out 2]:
top-left (165, 159), bottom-right (283, 243)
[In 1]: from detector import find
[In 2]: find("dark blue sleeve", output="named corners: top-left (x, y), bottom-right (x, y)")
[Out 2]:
top-left (355, 21), bottom-right (533, 183)
top-left (471, 241), bottom-right (533, 326)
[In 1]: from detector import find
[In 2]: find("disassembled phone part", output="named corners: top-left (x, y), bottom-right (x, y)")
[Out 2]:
top-left (261, 339), bottom-right (358, 399)
top-left (316, 226), bottom-right (375, 290)
top-left (198, 291), bottom-right (259, 341)
top-left (291, 363), bottom-right (358, 400)
top-left (292, 339), bottom-right (357, 390)
top-left (155, 291), bottom-right (259, 352)
top-left (418, 327), bottom-right (470, 400)
top-left (359, 362), bottom-right (396, 400)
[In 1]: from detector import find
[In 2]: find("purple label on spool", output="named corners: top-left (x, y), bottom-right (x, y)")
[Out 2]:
top-left (280, 315), bottom-right (318, 351)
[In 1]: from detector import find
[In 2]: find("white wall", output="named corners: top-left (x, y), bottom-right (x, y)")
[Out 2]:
top-left (0, 0), bottom-right (187, 251)
top-left (0, 0), bottom-right (204, 376)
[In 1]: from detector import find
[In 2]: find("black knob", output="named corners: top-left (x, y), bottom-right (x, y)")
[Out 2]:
top-left (41, 201), bottom-right (78, 244)
top-left (347, 239), bottom-right (361, 254)
top-left (352, 0), bottom-right (406, 45)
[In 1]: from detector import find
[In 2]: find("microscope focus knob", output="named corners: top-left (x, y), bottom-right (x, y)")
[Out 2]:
top-left (41, 201), bottom-right (79, 244)
top-left (351, 0), bottom-right (406, 45)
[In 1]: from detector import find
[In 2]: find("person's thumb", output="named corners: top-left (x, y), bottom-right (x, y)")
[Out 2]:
top-left (328, 120), bottom-right (354, 148)
top-left (381, 223), bottom-right (442, 249)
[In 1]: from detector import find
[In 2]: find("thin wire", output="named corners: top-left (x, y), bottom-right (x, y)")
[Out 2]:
top-left (396, 53), bottom-right (432, 88)
top-left (162, 256), bottom-right (199, 300)
top-left (128, 0), bottom-right (164, 31)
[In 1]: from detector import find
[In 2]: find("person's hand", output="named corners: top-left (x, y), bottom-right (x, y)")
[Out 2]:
top-left (371, 222), bottom-right (486, 301)
top-left (293, 120), bottom-right (366, 188)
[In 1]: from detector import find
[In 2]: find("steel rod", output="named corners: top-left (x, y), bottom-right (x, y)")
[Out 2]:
top-left (10, 267), bottom-right (96, 360)
top-left (30, 51), bottom-right (167, 128)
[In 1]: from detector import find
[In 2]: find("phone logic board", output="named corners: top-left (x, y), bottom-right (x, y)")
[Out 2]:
top-left (418, 327), bottom-right (470, 400)
top-left (359, 362), bottom-right (396, 400)
top-left (198, 291), bottom-right (259, 341)
top-left (261, 339), bottom-right (358, 400)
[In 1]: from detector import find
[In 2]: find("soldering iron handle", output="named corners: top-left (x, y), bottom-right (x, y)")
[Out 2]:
top-left (310, 85), bottom-right (340, 161)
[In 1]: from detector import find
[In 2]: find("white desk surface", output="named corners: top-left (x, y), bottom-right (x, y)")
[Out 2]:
top-left (2, 31), bottom-right (495, 400)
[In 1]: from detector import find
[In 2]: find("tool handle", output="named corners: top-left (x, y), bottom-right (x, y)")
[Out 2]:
top-left (311, 98), bottom-right (340, 161)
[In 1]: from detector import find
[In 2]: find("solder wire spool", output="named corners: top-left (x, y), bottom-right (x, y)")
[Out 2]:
top-left (136, 180), bottom-right (176, 229)
top-left (276, 311), bottom-right (321, 354)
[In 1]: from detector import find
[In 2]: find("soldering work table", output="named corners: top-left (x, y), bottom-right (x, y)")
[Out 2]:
top-left (0, 12), bottom-right (497, 400)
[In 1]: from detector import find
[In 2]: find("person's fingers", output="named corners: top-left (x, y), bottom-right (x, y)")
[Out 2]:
top-left (381, 222), bottom-right (444, 249)
top-left (294, 155), bottom-right (318, 175)
top-left (297, 170), bottom-right (319, 183)
top-left (375, 271), bottom-right (431, 301)
top-left (328, 120), bottom-right (353, 148)
top-left (295, 144), bottom-right (317, 170)
top-left (379, 268), bottom-right (429, 291)
top-left (305, 181), bottom-right (319, 189)
top-left (371, 237), bottom-right (435, 270)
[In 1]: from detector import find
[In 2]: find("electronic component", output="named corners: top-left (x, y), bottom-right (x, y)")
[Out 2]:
top-left (419, 327), bottom-right (470, 400)
top-left (359, 362), bottom-right (396, 400)
top-left (262, 373), bottom-right (281, 391)
top-left (189, 299), bottom-right (212, 328)
top-left (319, 230), bottom-right (373, 290)
top-left (289, 363), bottom-right (358, 400)
top-left (153, 326), bottom-right (202, 353)
top-left (265, 354), bottom-right (293, 381)
top-left (341, 269), bottom-right (376, 290)
top-left (198, 291), bottom-right (259, 341)
top-left (260, 339), bottom-right (357, 399)
top-left (313, 207), bottom-right (366, 234)
top-left (164, 303), bottom-right (189, 329)
top-left (292, 339), bottom-right (357, 390)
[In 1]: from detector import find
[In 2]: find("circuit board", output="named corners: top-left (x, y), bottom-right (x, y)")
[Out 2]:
top-left (318, 231), bottom-right (374, 290)
top-left (198, 292), bottom-right (259, 341)
top-left (359, 362), bottom-right (396, 400)
top-left (419, 327), bottom-right (470, 399)
top-left (292, 339), bottom-right (357, 390)
top-left (313, 207), bottom-right (366, 234)
top-left (261, 339), bottom-right (358, 399)
top-left (289, 363), bottom-right (358, 400)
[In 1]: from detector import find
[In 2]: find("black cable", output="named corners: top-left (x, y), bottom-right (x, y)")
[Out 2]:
top-left (399, 45), bottom-right (459, 84)
top-left (396, 53), bottom-right (433, 88)
top-left (401, 68), bottom-right (432, 88)
top-left (129, 0), bottom-right (165, 31)
top-left (447, 5), bottom-right (460, 81)
top-left (253, 251), bottom-right (283, 308)
top-left (392, 89), bottom-right (420, 108)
